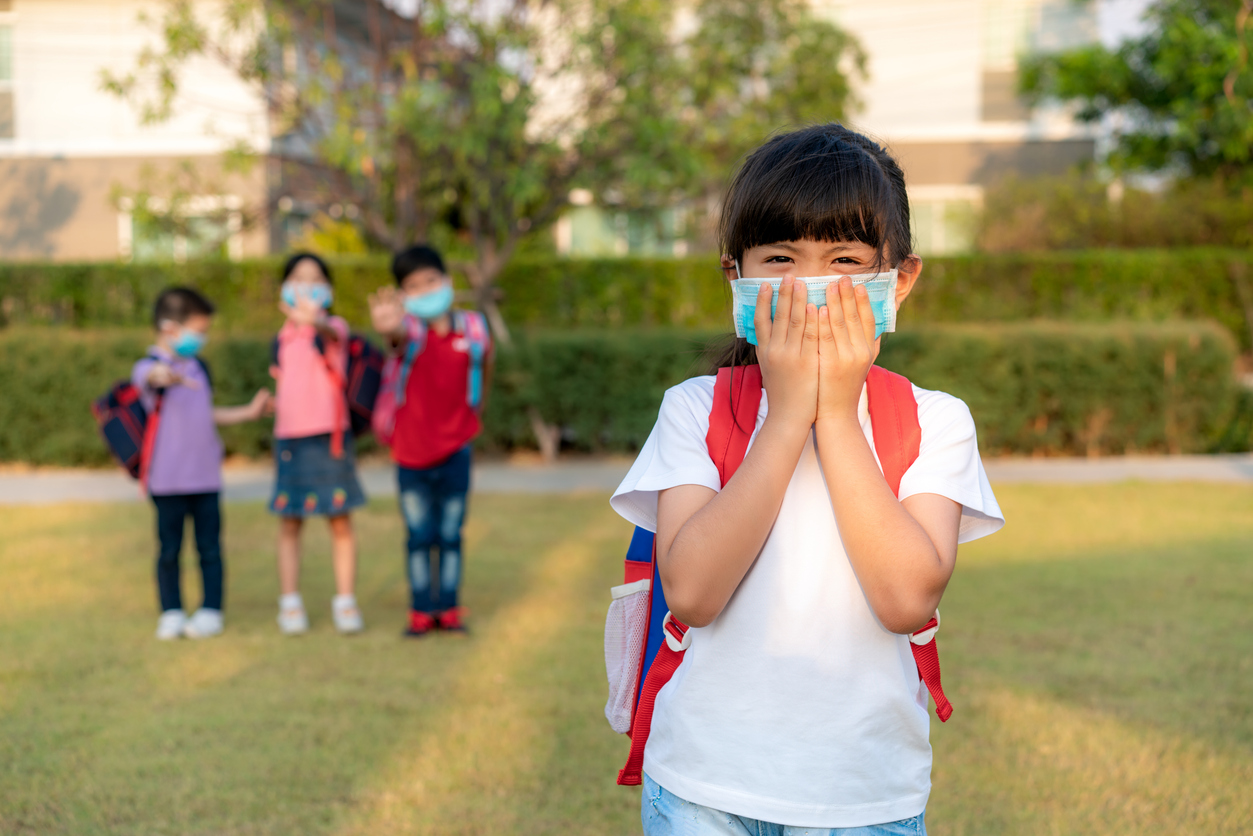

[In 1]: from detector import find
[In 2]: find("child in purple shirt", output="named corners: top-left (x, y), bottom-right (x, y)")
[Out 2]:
top-left (132, 287), bottom-right (271, 640)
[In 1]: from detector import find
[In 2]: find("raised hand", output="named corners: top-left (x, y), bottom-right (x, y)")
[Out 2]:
top-left (754, 276), bottom-right (820, 430)
top-left (816, 277), bottom-right (879, 423)
top-left (368, 286), bottom-right (406, 337)
top-left (279, 292), bottom-right (325, 327)
top-left (146, 362), bottom-right (183, 389)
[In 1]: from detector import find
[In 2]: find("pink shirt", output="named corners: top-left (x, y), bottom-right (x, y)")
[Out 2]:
top-left (272, 316), bottom-right (350, 440)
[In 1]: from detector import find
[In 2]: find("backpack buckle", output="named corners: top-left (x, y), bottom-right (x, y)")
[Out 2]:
top-left (909, 610), bottom-right (940, 646)
top-left (661, 611), bottom-right (692, 652)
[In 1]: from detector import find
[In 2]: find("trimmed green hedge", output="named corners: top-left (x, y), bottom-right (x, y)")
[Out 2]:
top-left (0, 321), bottom-right (1242, 467)
top-left (2, 249), bottom-right (1253, 347)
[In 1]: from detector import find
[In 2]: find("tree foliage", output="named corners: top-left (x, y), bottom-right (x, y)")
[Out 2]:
top-left (1021, 0), bottom-right (1253, 179)
top-left (102, 0), bottom-right (862, 341)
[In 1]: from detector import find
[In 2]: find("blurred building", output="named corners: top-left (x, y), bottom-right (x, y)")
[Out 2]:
top-left (0, 0), bottom-right (272, 261)
top-left (560, 0), bottom-right (1151, 257)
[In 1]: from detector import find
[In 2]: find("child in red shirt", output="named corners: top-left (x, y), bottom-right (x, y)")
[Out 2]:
top-left (369, 245), bottom-right (492, 635)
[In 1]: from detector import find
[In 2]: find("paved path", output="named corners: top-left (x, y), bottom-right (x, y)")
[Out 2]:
top-left (0, 454), bottom-right (1250, 506)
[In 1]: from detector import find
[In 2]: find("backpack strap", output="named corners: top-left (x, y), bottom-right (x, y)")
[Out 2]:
top-left (455, 310), bottom-right (490, 408)
top-left (618, 364), bottom-right (764, 787)
top-left (392, 314), bottom-right (429, 410)
top-left (705, 365), bottom-right (764, 485)
top-left (864, 365), bottom-right (952, 722)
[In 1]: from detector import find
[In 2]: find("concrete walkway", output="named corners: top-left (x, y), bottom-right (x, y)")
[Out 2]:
top-left (0, 454), bottom-right (1250, 506)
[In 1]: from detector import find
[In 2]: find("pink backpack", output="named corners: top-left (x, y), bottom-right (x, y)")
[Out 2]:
top-left (371, 310), bottom-right (490, 446)
top-left (605, 364), bottom-right (952, 787)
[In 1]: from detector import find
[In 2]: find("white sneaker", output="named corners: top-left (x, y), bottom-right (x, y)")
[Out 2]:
top-left (183, 608), bottom-right (224, 639)
top-left (332, 594), bottom-right (364, 634)
top-left (156, 609), bottom-right (187, 641)
top-left (277, 593), bottom-right (309, 635)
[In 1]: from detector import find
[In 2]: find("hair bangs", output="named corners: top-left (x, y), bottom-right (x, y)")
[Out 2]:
top-left (720, 124), bottom-right (911, 270)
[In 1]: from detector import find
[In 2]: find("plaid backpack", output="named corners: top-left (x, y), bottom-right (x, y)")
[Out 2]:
top-left (604, 364), bottom-right (952, 787)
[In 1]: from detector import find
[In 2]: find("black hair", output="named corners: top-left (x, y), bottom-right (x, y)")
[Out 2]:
top-left (708, 122), bottom-right (914, 371)
top-left (392, 244), bottom-right (447, 285)
top-left (282, 251), bottom-right (333, 284)
top-left (153, 286), bottom-right (215, 329)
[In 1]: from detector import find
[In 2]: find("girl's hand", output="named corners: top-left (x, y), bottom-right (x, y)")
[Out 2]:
top-left (817, 277), bottom-right (879, 423)
top-left (754, 276), bottom-right (819, 429)
top-left (368, 286), bottom-right (406, 336)
top-left (280, 294), bottom-right (325, 327)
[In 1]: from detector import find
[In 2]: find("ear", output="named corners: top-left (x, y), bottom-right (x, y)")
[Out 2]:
top-left (893, 255), bottom-right (923, 309)
top-left (719, 254), bottom-right (737, 284)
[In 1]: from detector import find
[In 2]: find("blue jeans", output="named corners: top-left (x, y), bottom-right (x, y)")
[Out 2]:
top-left (151, 492), bottom-right (223, 613)
top-left (642, 774), bottom-right (926, 836)
top-left (397, 446), bottom-right (471, 613)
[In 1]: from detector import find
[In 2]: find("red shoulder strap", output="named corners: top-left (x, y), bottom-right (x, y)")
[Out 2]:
top-left (864, 366), bottom-right (953, 722)
top-left (706, 365), bottom-right (763, 487)
top-left (865, 365), bottom-right (921, 495)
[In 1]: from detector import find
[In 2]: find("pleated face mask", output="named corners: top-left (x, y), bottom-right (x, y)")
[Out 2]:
top-left (729, 264), bottom-right (898, 346)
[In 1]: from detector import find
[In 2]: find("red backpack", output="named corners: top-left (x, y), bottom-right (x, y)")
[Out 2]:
top-left (604, 364), bottom-right (952, 787)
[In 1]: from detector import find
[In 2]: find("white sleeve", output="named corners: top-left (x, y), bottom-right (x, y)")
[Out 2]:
top-left (610, 377), bottom-right (722, 533)
top-left (897, 388), bottom-right (1005, 544)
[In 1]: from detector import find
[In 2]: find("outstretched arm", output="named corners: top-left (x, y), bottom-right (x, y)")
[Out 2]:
top-left (814, 277), bottom-right (961, 634)
top-left (656, 278), bottom-right (819, 628)
top-left (214, 389), bottom-right (272, 426)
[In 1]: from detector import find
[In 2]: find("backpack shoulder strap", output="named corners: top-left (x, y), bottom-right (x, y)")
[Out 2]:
top-left (705, 364), bottom-right (763, 487)
top-left (195, 357), bottom-right (213, 390)
top-left (864, 365), bottom-right (921, 496)
top-left (864, 365), bottom-right (953, 722)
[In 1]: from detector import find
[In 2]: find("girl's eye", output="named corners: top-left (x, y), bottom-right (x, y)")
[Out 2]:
top-left (764, 256), bottom-right (793, 264)
top-left (834, 257), bottom-right (859, 265)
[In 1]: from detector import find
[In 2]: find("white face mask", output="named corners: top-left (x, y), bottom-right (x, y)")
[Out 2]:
top-left (729, 263), bottom-right (898, 345)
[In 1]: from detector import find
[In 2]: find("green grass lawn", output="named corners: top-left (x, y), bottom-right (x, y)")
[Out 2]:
top-left (1, 484), bottom-right (1251, 835)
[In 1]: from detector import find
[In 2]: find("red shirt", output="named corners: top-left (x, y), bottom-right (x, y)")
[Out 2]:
top-left (391, 325), bottom-right (486, 469)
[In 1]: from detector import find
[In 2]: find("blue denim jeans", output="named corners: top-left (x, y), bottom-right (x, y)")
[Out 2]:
top-left (397, 446), bottom-right (471, 613)
top-left (642, 774), bottom-right (926, 836)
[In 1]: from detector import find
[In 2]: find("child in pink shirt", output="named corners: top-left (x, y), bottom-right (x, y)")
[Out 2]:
top-left (268, 252), bottom-right (366, 636)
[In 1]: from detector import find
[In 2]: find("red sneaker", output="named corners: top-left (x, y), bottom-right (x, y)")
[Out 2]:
top-left (405, 610), bottom-right (436, 637)
top-left (435, 607), bottom-right (468, 632)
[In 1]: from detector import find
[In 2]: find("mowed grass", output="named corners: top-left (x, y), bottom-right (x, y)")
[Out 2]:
top-left (0, 484), bottom-right (1251, 835)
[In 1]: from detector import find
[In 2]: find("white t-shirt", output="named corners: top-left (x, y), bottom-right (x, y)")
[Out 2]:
top-left (610, 375), bottom-right (1004, 829)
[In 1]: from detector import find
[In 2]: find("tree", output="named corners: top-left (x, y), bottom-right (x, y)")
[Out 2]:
top-left (105, 0), bottom-right (863, 337)
top-left (1021, 0), bottom-right (1253, 180)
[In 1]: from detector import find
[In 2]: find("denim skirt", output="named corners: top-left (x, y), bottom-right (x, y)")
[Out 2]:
top-left (269, 433), bottom-right (366, 517)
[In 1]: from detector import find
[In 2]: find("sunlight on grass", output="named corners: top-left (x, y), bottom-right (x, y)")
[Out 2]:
top-left (0, 483), bottom-right (1250, 835)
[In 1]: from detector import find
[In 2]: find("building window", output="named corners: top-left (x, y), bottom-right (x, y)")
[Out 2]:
top-left (0, 23), bottom-right (13, 139)
top-left (908, 185), bottom-right (982, 256)
top-left (980, 0), bottom-right (1096, 123)
top-left (117, 196), bottom-right (244, 262)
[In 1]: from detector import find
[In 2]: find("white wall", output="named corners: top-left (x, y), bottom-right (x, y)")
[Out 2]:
top-left (0, 0), bottom-right (268, 158)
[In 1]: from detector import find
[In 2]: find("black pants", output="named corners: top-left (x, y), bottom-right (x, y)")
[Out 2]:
top-left (151, 492), bottom-right (223, 613)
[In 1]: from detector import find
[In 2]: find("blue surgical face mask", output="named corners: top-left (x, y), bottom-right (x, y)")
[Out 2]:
top-left (404, 283), bottom-right (455, 320)
top-left (729, 264), bottom-right (899, 346)
top-left (171, 328), bottom-right (208, 358)
top-left (281, 281), bottom-right (333, 310)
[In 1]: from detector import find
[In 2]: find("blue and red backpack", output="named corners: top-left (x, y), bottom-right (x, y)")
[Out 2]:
top-left (371, 310), bottom-right (491, 447)
top-left (92, 356), bottom-right (213, 491)
top-left (604, 364), bottom-right (953, 787)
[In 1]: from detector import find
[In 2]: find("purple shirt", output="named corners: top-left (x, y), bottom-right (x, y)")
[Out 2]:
top-left (132, 347), bottom-right (223, 496)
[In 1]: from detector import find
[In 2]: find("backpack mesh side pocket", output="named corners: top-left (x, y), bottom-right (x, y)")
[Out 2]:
top-left (603, 578), bottom-right (651, 734)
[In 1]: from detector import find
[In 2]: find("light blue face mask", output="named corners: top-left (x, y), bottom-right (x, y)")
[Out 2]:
top-left (281, 281), bottom-right (333, 310)
top-left (729, 264), bottom-right (898, 346)
top-left (171, 328), bottom-right (208, 358)
top-left (404, 284), bottom-right (455, 320)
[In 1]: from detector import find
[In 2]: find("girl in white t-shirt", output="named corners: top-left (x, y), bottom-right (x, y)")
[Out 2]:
top-left (611, 123), bottom-right (1005, 835)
